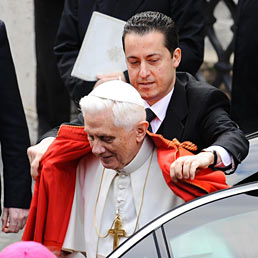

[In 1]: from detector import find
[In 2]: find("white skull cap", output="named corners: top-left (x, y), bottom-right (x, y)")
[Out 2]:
top-left (89, 80), bottom-right (144, 107)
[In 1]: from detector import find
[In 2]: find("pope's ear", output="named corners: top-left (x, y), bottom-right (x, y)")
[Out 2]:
top-left (136, 121), bottom-right (148, 142)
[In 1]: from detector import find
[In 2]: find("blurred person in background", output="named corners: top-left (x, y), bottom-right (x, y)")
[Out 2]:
top-left (34, 0), bottom-right (71, 139)
top-left (231, 0), bottom-right (258, 135)
top-left (0, 20), bottom-right (31, 233)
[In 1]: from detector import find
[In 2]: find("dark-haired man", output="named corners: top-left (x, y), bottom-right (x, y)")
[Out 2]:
top-left (54, 0), bottom-right (205, 104)
top-left (28, 11), bottom-right (248, 184)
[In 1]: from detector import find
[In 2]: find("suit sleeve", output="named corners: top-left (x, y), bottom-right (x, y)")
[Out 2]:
top-left (199, 87), bottom-right (249, 167)
top-left (54, 0), bottom-right (95, 105)
top-left (38, 113), bottom-right (84, 141)
top-left (0, 21), bottom-right (32, 209)
top-left (170, 0), bottom-right (205, 75)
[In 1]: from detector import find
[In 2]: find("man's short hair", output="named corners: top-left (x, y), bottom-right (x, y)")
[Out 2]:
top-left (122, 11), bottom-right (179, 56)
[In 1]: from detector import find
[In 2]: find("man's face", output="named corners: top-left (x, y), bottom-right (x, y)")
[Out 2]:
top-left (124, 31), bottom-right (181, 106)
top-left (84, 108), bottom-right (141, 170)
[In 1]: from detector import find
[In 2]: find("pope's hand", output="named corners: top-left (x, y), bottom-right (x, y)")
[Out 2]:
top-left (27, 137), bottom-right (55, 180)
top-left (1, 208), bottom-right (29, 233)
top-left (95, 72), bottom-right (126, 87)
top-left (170, 151), bottom-right (216, 182)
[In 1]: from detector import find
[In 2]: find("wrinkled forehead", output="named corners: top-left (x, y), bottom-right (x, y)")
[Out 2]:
top-left (84, 107), bottom-right (113, 127)
top-left (84, 109), bottom-right (124, 135)
top-left (124, 30), bottom-right (166, 42)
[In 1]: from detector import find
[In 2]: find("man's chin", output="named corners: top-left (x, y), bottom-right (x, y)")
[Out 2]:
top-left (100, 159), bottom-right (118, 170)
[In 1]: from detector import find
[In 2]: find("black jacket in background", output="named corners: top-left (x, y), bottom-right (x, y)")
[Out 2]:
top-left (231, 0), bottom-right (258, 134)
top-left (0, 20), bottom-right (32, 214)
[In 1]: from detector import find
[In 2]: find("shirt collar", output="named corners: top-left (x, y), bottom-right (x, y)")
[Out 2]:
top-left (143, 89), bottom-right (174, 122)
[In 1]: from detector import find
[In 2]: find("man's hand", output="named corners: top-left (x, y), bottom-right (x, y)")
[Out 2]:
top-left (27, 137), bottom-right (55, 179)
top-left (95, 72), bottom-right (126, 87)
top-left (170, 151), bottom-right (217, 182)
top-left (1, 208), bottom-right (29, 233)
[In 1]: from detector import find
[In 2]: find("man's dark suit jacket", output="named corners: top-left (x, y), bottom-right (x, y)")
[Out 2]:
top-left (0, 20), bottom-right (32, 214)
top-left (158, 72), bottom-right (248, 166)
top-left (43, 72), bottom-right (249, 169)
top-left (54, 0), bottom-right (205, 104)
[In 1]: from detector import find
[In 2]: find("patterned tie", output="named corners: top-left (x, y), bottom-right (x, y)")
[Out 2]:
top-left (145, 108), bottom-right (156, 132)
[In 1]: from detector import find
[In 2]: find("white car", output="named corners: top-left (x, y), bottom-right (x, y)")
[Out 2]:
top-left (108, 132), bottom-right (258, 258)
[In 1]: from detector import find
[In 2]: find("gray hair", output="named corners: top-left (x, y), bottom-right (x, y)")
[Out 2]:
top-left (80, 95), bottom-right (146, 131)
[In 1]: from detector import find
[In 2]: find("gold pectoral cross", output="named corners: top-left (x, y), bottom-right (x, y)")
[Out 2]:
top-left (108, 214), bottom-right (126, 250)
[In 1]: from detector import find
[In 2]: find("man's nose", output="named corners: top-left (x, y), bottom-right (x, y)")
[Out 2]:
top-left (91, 140), bottom-right (105, 155)
top-left (139, 62), bottom-right (150, 78)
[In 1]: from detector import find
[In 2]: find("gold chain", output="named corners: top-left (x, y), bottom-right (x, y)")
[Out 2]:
top-left (94, 147), bottom-right (154, 239)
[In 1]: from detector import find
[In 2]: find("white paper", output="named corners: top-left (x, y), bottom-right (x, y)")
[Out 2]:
top-left (71, 11), bottom-right (127, 81)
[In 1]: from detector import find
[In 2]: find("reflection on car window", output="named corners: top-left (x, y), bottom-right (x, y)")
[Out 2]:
top-left (121, 233), bottom-right (159, 258)
top-left (164, 192), bottom-right (258, 258)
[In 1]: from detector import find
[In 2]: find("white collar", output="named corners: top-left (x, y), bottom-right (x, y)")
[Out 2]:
top-left (117, 136), bottom-right (154, 174)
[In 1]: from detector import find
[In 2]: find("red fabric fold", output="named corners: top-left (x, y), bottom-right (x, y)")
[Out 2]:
top-left (23, 125), bottom-right (91, 252)
top-left (148, 132), bottom-right (229, 201)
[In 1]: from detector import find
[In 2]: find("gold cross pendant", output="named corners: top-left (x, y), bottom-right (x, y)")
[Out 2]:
top-left (108, 214), bottom-right (126, 250)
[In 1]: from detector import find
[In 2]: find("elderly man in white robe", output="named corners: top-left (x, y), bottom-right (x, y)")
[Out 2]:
top-left (23, 79), bottom-right (228, 256)
top-left (61, 80), bottom-right (186, 258)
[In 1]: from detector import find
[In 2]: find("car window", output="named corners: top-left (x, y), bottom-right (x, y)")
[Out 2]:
top-left (120, 232), bottom-right (160, 258)
top-left (164, 191), bottom-right (258, 258)
top-left (227, 134), bottom-right (258, 186)
top-left (111, 189), bottom-right (258, 258)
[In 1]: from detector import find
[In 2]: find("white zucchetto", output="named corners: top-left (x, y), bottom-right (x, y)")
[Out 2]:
top-left (89, 80), bottom-right (144, 107)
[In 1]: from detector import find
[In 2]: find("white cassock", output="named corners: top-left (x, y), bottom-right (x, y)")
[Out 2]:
top-left (62, 136), bottom-right (184, 258)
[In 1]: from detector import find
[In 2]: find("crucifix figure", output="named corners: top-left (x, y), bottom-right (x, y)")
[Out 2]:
top-left (108, 214), bottom-right (126, 250)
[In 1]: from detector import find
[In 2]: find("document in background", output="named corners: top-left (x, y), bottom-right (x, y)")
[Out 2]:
top-left (71, 11), bottom-right (127, 81)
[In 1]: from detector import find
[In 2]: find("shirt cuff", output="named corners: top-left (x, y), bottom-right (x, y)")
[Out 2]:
top-left (204, 145), bottom-right (232, 167)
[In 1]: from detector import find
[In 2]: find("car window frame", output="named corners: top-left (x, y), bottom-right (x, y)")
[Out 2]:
top-left (107, 182), bottom-right (258, 258)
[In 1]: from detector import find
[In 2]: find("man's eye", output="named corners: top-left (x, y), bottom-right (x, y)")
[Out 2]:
top-left (88, 136), bottom-right (93, 141)
top-left (129, 60), bottom-right (139, 65)
top-left (102, 137), bottom-right (113, 143)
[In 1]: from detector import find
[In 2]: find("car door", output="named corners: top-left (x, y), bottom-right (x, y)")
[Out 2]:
top-left (108, 182), bottom-right (258, 258)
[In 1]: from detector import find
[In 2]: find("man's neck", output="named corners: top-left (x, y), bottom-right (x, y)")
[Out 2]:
top-left (143, 89), bottom-right (174, 133)
top-left (117, 137), bottom-right (153, 174)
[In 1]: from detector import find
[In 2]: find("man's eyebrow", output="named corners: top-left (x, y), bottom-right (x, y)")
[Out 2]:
top-left (127, 53), bottom-right (160, 59)
top-left (96, 134), bottom-right (115, 139)
top-left (127, 55), bottom-right (137, 59)
top-left (147, 53), bottom-right (160, 58)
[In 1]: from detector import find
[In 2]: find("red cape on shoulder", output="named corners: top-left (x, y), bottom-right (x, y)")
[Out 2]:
top-left (23, 125), bottom-right (229, 253)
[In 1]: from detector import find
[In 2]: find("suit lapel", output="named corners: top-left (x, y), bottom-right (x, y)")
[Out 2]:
top-left (158, 75), bottom-right (188, 141)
